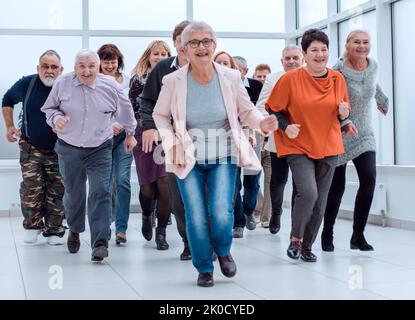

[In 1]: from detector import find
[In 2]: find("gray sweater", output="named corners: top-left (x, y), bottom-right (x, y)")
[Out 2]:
top-left (333, 58), bottom-right (389, 165)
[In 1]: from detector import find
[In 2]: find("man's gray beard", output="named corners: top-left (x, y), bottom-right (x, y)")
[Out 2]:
top-left (40, 76), bottom-right (55, 87)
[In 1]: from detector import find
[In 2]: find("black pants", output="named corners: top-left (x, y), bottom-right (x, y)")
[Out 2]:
top-left (323, 151), bottom-right (376, 236)
top-left (269, 152), bottom-right (297, 217)
top-left (167, 172), bottom-right (188, 246)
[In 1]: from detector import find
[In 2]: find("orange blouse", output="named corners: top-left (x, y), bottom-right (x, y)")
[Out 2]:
top-left (266, 67), bottom-right (349, 159)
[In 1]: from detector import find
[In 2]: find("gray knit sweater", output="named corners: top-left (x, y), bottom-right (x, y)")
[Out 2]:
top-left (333, 58), bottom-right (389, 165)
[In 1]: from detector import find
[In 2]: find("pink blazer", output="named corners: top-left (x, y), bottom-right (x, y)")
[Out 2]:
top-left (153, 62), bottom-right (264, 179)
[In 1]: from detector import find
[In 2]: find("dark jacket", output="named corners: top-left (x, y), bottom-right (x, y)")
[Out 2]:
top-left (245, 77), bottom-right (263, 105)
top-left (139, 56), bottom-right (178, 130)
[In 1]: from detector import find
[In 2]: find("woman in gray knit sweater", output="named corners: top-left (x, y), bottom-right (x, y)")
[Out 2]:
top-left (321, 30), bottom-right (389, 252)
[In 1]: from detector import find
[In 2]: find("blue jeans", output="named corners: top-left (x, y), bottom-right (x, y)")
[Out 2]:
top-left (111, 133), bottom-right (133, 233)
top-left (176, 159), bottom-right (237, 273)
top-left (234, 168), bottom-right (261, 228)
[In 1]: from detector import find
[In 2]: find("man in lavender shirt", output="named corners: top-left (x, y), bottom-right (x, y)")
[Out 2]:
top-left (41, 49), bottom-right (137, 262)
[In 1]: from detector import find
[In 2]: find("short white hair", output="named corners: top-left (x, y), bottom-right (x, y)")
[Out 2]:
top-left (181, 21), bottom-right (216, 47)
top-left (282, 45), bottom-right (303, 58)
top-left (75, 49), bottom-right (100, 66)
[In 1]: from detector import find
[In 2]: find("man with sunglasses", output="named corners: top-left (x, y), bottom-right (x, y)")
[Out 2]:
top-left (2, 50), bottom-right (65, 245)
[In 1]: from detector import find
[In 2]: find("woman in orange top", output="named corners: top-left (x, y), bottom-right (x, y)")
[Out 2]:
top-left (266, 29), bottom-right (350, 262)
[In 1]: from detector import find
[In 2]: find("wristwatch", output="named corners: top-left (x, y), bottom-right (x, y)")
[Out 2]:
top-left (125, 130), bottom-right (135, 136)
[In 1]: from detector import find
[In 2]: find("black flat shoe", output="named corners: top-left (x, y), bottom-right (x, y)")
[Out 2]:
top-left (141, 214), bottom-right (153, 241)
top-left (350, 233), bottom-right (374, 251)
top-left (287, 240), bottom-right (301, 260)
top-left (301, 248), bottom-right (317, 262)
top-left (321, 231), bottom-right (334, 252)
top-left (155, 227), bottom-right (169, 250)
top-left (67, 231), bottom-right (80, 254)
top-left (269, 213), bottom-right (281, 235)
top-left (197, 272), bottom-right (214, 287)
top-left (180, 246), bottom-right (192, 261)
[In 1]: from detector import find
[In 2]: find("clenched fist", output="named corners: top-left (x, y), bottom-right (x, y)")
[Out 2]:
top-left (260, 115), bottom-right (278, 134)
top-left (285, 124), bottom-right (301, 139)
top-left (54, 115), bottom-right (70, 132)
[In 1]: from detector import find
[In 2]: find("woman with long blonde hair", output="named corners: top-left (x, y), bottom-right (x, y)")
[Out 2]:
top-left (128, 40), bottom-right (172, 250)
top-left (322, 30), bottom-right (389, 252)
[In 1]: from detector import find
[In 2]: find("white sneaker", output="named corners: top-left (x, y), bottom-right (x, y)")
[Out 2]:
top-left (47, 235), bottom-right (64, 246)
top-left (24, 229), bottom-right (41, 243)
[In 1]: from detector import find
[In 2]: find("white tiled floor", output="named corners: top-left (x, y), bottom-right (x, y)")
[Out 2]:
top-left (1, 211), bottom-right (415, 300)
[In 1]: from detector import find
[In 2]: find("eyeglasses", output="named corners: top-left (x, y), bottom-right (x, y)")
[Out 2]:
top-left (186, 38), bottom-right (214, 49)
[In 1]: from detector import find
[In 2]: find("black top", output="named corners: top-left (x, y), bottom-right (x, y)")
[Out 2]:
top-left (2, 74), bottom-right (57, 150)
top-left (245, 77), bottom-right (263, 105)
top-left (139, 56), bottom-right (178, 131)
top-left (128, 74), bottom-right (145, 114)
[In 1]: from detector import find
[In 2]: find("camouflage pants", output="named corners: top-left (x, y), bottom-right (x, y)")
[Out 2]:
top-left (19, 138), bottom-right (65, 237)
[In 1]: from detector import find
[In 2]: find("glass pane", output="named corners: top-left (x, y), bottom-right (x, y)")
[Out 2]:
top-left (194, 0), bottom-right (285, 32)
top-left (89, 37), bottom-right (174, 77)
top-left (393, 0), bottom-right (415, 164)
top-left (298, 0), bottom-right (327, 28)
top-left (0, 0), bottom-right (82, 29)
top-left (340, 0), bottom-right (370, 12)
top-left (89, 0), bottom-right (186, 30)
top-left (0, 36), bottom-right (82, 159)
top-left (215, 38), bottom-right (286, 75)
top-left (338, 11), bottom-right (383, 163)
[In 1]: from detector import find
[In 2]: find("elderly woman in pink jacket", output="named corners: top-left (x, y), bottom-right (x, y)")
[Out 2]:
top-left (153, 21), bottom-right (278, 287)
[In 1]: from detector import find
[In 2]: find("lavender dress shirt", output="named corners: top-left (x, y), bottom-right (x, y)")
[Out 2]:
top-left (41, 72), bottom-right (136, 148)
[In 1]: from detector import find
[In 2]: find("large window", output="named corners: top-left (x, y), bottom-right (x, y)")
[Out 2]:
top-left (0, 0), bottom-right (285, 160)
top-left (0, 36), bottom-right (82, 159)
top-left (339, 0), bottom-right (370, 12)
top-left (90, 37), bottom-right (174, 76)
top-left (89, 0), bottom-right (186, 31)
top-left (393, 0), bottom-right (415, 165)
top-left (0, 0), bottom-right (82, 29)
top-left (194, 0), bottom-right (285, 33)
top-left (215, 38), bottom-right (286, 74)
top-left (297, 0), bottom-right (327, 28)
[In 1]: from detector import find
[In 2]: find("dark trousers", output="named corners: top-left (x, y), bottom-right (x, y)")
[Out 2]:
top-left (167, 172), bottom-right (188, 246)
top-left (55, 139), bottom-right (113, 249)
top-left (269, 152), bottom-right (297, 218)
top-left (287, 154), bottom-right (338, 249)
top-left (323, 151), bottom-right (376, 236)
top-left (19, 137), bottom-right (65, 237)
top-left (233, 168), bottom-right (261, 228)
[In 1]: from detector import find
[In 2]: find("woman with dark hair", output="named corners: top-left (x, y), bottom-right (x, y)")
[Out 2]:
top-left (266, 29), bottom-right (351, 262)
top-left (129, 40), bottom-right (172, 250)
top-left (97, 44), bottom-right (129, 91)
top-left (97, 44), bottom-right (133, 245)
top-left (321, 30), bottom-right (389, 252)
